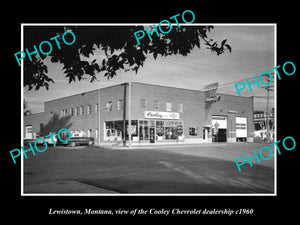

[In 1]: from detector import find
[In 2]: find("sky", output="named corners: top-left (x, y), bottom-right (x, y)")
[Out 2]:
top-left (24, 25), bottom-right (275, 113)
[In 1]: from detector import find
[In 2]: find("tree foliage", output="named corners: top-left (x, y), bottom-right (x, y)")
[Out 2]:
top-left (23, 99), bottom-right (31, 115)
top-left (24, 26), bottom-right (231, 90)
top-left (39, 113), bottom-right (72, 136)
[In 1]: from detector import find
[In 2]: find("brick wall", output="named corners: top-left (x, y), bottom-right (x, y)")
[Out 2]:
top-left (24, 112), bottom-right (49, 138)
top-left (44, 89), bottom-right (99, 140)
top-left (24, 82), bottom-right (254, 144)
top-left (131, 83), bottom-right (205, 139)
top-left (205, 94), bottom-right (254, 142)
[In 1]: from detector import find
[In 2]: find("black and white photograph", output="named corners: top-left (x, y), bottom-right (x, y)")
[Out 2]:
top-left (4, 4), bottom-right (298, 221)
top-left (21, 24), bottom-right (275, 195)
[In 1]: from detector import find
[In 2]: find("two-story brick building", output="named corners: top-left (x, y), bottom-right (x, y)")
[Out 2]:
top-left (24, 82), bottom-right (254, 145)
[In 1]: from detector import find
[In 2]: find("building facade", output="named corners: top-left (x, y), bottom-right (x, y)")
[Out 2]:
top-left (253, 110), bottom-right (274, 131)
top-left (24, 82), bottom-right (254, 145)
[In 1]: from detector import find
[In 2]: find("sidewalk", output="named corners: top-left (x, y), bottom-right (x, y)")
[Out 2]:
top-left (98, 142), bottom-right (228, 150)
top-left (24, 180), bottom-right (118, 194)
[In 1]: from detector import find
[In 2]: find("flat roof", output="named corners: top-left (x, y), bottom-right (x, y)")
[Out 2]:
top-left (44, 81), bottom-right (251, 104)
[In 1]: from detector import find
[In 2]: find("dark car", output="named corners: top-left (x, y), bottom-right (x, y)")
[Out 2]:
top-left (57, 135), bottom-right (94, 147)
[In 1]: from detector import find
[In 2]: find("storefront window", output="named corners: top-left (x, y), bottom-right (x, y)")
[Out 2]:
top-left (105, 120), bottom-right (138, 141)
top-left (139, 120), bottom-right (149, 140)
top-left (115, 121), bottom-right (124, 138)
top-left (156, 121), bottom-right (164, 137)
top-left (165, 121), bottom-right (182, 140)
top-left (138, 119), bottom-right (183, 142)
top-left (126, 120), bottom-right (138, 140)
top-left (105, 121), bottom-right (117, 141)
top-left (165, 127), bottom-right (172, 139)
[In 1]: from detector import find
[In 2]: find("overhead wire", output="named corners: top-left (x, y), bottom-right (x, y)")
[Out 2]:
top-left (89, 49), bottom-right (276, 97)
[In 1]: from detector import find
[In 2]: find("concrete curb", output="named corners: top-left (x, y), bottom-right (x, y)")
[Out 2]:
top-left (98, 142), bottom-right (228, 150)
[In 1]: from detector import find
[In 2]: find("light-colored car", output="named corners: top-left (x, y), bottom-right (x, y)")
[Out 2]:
top-left (43, 134), bottom-right (57, 145)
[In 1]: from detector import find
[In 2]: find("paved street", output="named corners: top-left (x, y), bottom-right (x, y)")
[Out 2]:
top-left (23, 143), bottom-right (274, 194)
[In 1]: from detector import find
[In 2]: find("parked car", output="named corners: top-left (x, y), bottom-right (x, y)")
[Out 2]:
top-left (58, 137), bottom-right (94, 147)
top-left (25, 132), bottom-right (94, 147)
top-left (44, 134), bottom-right (57, 145)
top-left (57, 133), bottom-right (94, 147)
top-left (24, 135), bottom-right (43, 146)
top-left (63, 137), bottom-right (94, 147)
top-left (23, 138), bottom-right (35, 146)
top-left (24, 134), bottom-right (57, 146)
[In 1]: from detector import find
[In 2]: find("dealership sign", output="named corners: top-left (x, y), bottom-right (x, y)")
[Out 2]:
top-left (203, 82), bottom-right (221, 103)
top-left (145, 111), bottom-right (179, 120)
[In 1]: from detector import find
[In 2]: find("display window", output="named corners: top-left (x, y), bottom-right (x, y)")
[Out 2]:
top-left (139, 119), bottom-right (183, 141)
top-left (104, 120), bottom-right (138, 141)
top-left (105, 119), bottom-right (184, 142)
top-left (139, 120), bottom-right (149, 140)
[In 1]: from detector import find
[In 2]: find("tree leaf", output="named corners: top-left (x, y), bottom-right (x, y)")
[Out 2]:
top-left (225, 44), bottom-right (232, 53)
top-left (24, 26), bottom-right (232, 90)
top-left (221, 39), bottom-right (227, 46)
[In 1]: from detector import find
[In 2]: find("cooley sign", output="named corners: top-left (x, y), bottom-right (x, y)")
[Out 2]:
top-left (145, 111), bottom-right (179, 120)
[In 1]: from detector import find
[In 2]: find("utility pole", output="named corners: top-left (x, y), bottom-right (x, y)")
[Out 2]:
top-left (98, 89), bottom-right (101, 145)
top-left (123, 67), bottom-right (132, 148)
top-left (262, 73), bottom-right (274, 143)
top-left (266, 83), bottom-right (270, 142)
top-left (128, 77), bottom-right (132, 148)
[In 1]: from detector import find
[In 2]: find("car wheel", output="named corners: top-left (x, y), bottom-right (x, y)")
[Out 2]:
top-left (70, 142), bottom-right (76, 147)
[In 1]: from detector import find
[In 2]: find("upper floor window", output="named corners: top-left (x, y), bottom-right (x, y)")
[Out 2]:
top-left (61, 109), bottom-right (68, 117)
top-left (95, 104), bottom-right (98, 113)
top-left (105, 101), bottom-right (113, 112)
top-left (140, 99), bottom-right (147, 110)
top-left (153, 100), bottom-right (159, 110)
top-left (118, 99), bottom-right (123, 110)
top-left (87, 105), bottom-right (92, 114)
top-left (75, 107), bottom-right (79, 116)
top-left (178, 103), bottom-right (183, 112)
top-left (166, 102), bottom-right (172, 111)
top-left (79, 106), bottom-right (84, 115)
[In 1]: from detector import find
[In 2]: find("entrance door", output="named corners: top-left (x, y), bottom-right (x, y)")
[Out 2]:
top-left (150, 127), bottom-right (155, 143)
top-left (203, 128), bottom-right (209, 142)
top-left (217, 129), bottom-right (227, 142)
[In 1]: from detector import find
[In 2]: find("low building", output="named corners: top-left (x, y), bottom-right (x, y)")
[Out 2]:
top-left (253, 110), bottom-right (274, 131)
top-left (253, 110), bottom-right (275, 141)
top-left (24, 82), bottom-right (254, 145)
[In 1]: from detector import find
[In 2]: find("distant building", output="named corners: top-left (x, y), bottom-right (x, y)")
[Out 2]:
top-left (253, 110), bottom-right (275, 141)
top-left (24, 82), bottom-right (254, 145)
top-left (253, 110), bottom-right (274, 131)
